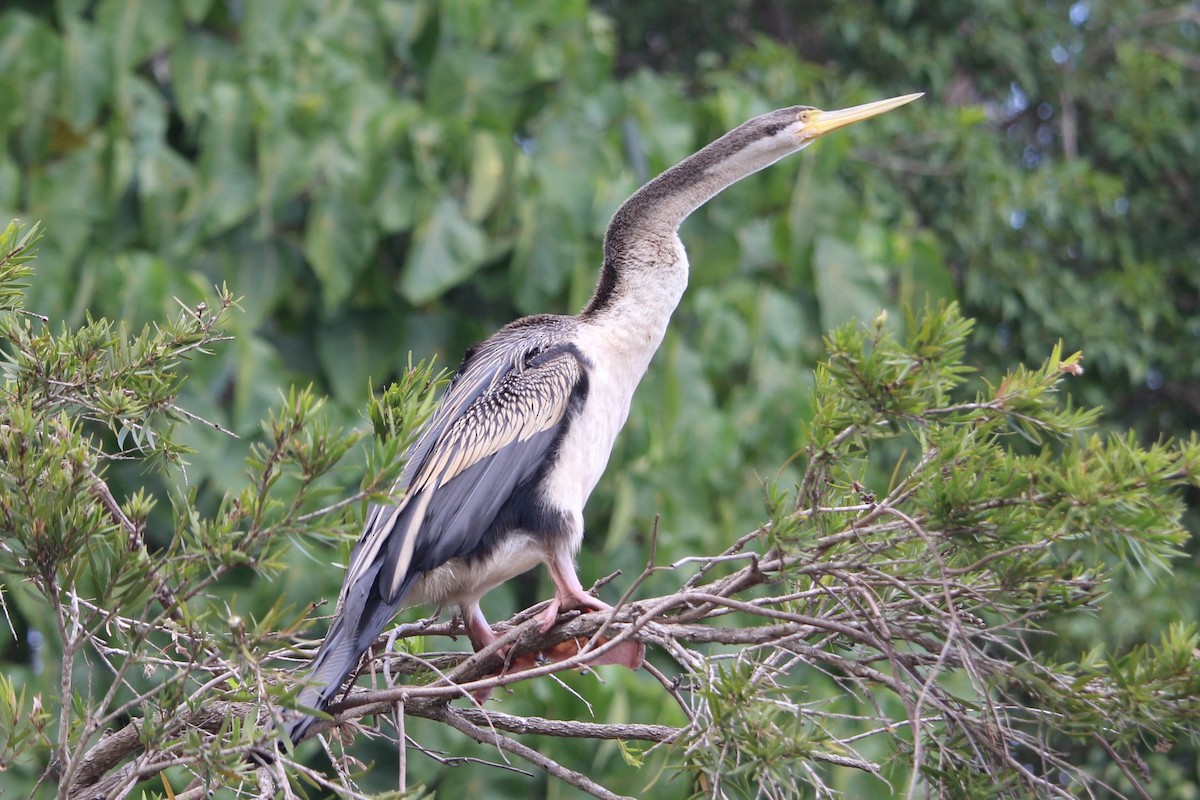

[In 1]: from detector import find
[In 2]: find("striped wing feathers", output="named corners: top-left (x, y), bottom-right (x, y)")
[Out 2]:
top-left (415, 352), bottom-right (582, 492)
top-left (339, 340), bottom-right (583, 605)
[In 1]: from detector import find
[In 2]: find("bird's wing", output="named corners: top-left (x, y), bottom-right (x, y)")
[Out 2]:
top-left (340, 340), bottom-right (588, 606)
top-left (286, 337), bottom-right (587, 742)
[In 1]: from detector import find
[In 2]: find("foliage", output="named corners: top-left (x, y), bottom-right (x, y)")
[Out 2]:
top-left (3, 229), bottom-right (1200, 798)
top-left (674, 306), bottom-right (1200, 799)
top-left (1, 0), bottom-right (1198, 798)
top-left (600, 0), bottom-right (1200, 436)
top-left (820, 1), bottom-right (1200, 443)
top-left (0, 220), bottom-right (445, 797)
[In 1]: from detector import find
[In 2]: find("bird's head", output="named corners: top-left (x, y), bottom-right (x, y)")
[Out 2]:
top-left (786, 92), bottom-right (924, 142)
top-left (688, 92), bottom-right (924, 189)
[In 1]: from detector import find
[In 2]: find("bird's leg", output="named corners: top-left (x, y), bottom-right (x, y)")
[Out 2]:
top-left (462, 601), bottom-right (539, 669)
top-left (537, 550), bottom-right (645, 670)
top-left (463, 601), bottom-right (540, 702)
top-left (462, 602), bottom-right (502, 703)
top-left (459, 553), bottom-right (645, 706)
top-left (537, 551), bottom-right (612, 633)
top-left (462, 602), bottom-right (500, 653)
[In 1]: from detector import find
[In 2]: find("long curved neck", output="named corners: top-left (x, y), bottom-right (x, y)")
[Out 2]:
top-left (582, 120), bottom-right (804, 320)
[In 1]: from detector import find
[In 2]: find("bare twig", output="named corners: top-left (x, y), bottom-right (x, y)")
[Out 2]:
top-left (433, 706), bottom-right (634, 800)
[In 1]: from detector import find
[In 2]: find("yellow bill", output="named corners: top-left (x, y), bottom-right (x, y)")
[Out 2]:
top-left (802, 92), bottom-right (924, 139)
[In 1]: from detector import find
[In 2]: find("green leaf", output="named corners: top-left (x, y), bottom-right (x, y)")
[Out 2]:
top-left (464, 131), bottom-right (506, 223)
top-left (180, 0), bottom-right (213, 24)
top-left (371, 159), bottom-right (420, 235)
top-left (812, 233), bottom-right (888, 332)
top-left (510, 200), bottom-right (581, 314)
top-left (96, 0), bottom-right (182, 70)
top-left (185, 83), bottom-right (256, 236)
top-left (399, 196), bottom-right (488, 305)
top-left (58, 14), bottom-right (111, 132)
top-left (316, 312), bottom-right (405, 403)
top-left (303, 198), bottom-right (375, 312)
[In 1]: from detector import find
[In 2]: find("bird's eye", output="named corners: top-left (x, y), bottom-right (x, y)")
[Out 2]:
top-left (798, 110), bottom-right (813, 124)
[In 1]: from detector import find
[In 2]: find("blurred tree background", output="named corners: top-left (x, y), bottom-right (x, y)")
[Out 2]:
top-left (1, 0), bottom-right (1197, 797)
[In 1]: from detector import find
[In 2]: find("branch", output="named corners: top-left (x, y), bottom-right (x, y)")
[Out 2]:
top-left (59, 453), bottom-right (1194, 800)
top-left (432, 705), bottom-right (635, 800)
top-left (426, 708), bottom-right (679, 744)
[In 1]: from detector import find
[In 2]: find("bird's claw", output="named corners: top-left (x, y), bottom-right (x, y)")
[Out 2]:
top-left (468, 593), bottom-right (645, 704)
top-left (536, 591), bottom-right (612, 633)
top-left (535, 593), bottom-right (645, 669)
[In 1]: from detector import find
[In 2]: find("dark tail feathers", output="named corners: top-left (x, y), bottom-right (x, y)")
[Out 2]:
top-left (285, 616), bottom-right (361, 744)
top-left (285, 574), bottom-right (417, 744)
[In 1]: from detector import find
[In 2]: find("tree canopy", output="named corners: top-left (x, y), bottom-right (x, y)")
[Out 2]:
top-left (1, 1), bottom-right (1198, 798)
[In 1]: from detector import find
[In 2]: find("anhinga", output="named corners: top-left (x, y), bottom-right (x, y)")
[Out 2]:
top-left (286, 92), bottom-right (922, 743)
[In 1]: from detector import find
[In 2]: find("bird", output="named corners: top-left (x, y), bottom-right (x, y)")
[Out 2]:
top-left (285, 91), bottom-right (922, 744)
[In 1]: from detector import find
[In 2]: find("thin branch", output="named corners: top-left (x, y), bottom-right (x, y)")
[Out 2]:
top-left (433, 706), bottom-right (634, 800)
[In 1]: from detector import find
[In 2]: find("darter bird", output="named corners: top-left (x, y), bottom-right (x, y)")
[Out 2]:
top-left (286, 91), bottom-right (922, 744)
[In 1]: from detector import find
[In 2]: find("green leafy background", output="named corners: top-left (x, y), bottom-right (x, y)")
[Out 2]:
top-left (1, 0), bottom-right (1197, 796)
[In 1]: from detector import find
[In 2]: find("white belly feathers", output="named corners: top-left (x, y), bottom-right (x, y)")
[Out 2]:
top-left (410, 531), bottom-right (544, 608)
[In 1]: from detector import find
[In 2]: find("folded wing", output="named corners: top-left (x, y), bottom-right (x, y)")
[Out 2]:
top-left (287, 338), bottom-right (586, 742)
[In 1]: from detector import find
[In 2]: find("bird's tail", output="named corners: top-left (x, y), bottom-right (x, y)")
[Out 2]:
top-left (284, 615), bottom-right (362, 744)
top-left (285, 575), bottom-right (417, 745)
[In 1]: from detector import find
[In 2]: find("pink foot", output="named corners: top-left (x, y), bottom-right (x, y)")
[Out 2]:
top-left (536, 591), bottom-right (611, 633)
top-left (536, 591), bottom-right (645, 670)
